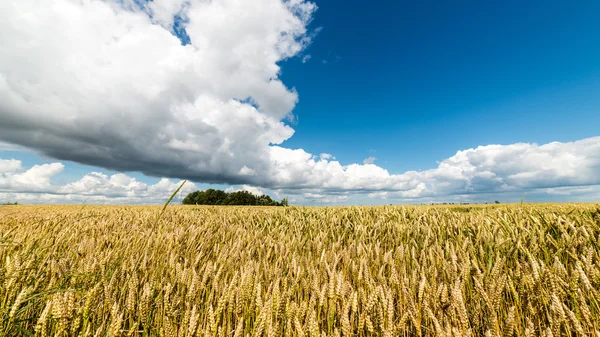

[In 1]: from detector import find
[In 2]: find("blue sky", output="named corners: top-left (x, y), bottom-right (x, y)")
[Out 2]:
top-left (1, 0), bottom-right (599, 204)
top-left (281, 0), bottom-right (600, 172)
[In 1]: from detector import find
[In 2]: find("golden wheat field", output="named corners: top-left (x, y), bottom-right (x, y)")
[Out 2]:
top-left (1, 204), bottom-right (599, 337)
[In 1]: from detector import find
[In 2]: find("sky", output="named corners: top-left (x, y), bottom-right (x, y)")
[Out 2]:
top-left (1, 0), bottom-right (599, 205)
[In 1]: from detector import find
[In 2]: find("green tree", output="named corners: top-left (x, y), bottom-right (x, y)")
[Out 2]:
top-left (257, 195), bottom-right (276, 206)
top-left (226, 191), bottom-right (257, 205)
top-left (182, 189), bottom-right (287, 206)
top-left (204, 189), bottom-right (228, 205)
top-left (182, 191), bottom-right (201, 205)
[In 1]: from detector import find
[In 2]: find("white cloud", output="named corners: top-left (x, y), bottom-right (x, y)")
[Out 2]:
top-left (270, 136), bottom-right (600, 201)
top-left (225, 185), bottom-right (265, 196)
top-left (268, 146), bottom-right (421, 191)
top-left (0, 159), bottom-right (22, 174)
top-left (0, 158), bottom-right (196, 204)
top-left (302, 55), bottom-right (312, 63)
top-left (319, 153), bottom-right (333, 160)
top-left (0, 160), bottom-right (64, 192)
top-left (146, 0), bottom-right (190, 28)
top-left (422, 137), bottom-right (600, 195)
top-left (363, 156), bottom-right (376, 164)
top-left (0, 0), bottom-right (316, 185)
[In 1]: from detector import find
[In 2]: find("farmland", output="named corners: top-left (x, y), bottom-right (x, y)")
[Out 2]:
top-left (0, 204), bottom-right (599, 336)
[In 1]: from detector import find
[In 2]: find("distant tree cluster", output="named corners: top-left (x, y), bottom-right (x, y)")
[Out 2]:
top-left (1, 202), bottom-right (19, 206)
top-left (182, 189), bottom-right (288, 206)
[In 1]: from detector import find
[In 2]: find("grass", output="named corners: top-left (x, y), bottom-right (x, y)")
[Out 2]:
top-left (0, 204), bottom-right (599, 336)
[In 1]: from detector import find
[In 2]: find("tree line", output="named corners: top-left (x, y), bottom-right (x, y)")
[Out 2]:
top-left (182, 189), bottom-right (288, 206)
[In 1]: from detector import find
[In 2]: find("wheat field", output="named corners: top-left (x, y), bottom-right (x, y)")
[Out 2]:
top-left (0, 204), bottom-right (599, 336)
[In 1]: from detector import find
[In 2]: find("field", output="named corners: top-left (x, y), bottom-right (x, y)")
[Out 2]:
top-left (1, 204), bottom-right (599, 337)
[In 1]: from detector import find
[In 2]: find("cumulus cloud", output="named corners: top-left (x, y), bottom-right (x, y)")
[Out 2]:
top-left (365, 136), bottom-right (600, 200)
top-left (0, 158), bottom-right (196, 203)
top-left (0, 0), bottom-right (315, 185)
top-left (268, 146), bottom-right (422, 191)
top-left (271, 137), bottom-right (600, 201)
top-left (0, 159), bottom-right (22, 174)
top-left (0, 161), bottom-right (64, 192)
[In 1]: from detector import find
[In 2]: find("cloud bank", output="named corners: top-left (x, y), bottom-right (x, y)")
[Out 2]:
top-left (2, 137), bottom-right (599, 203)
